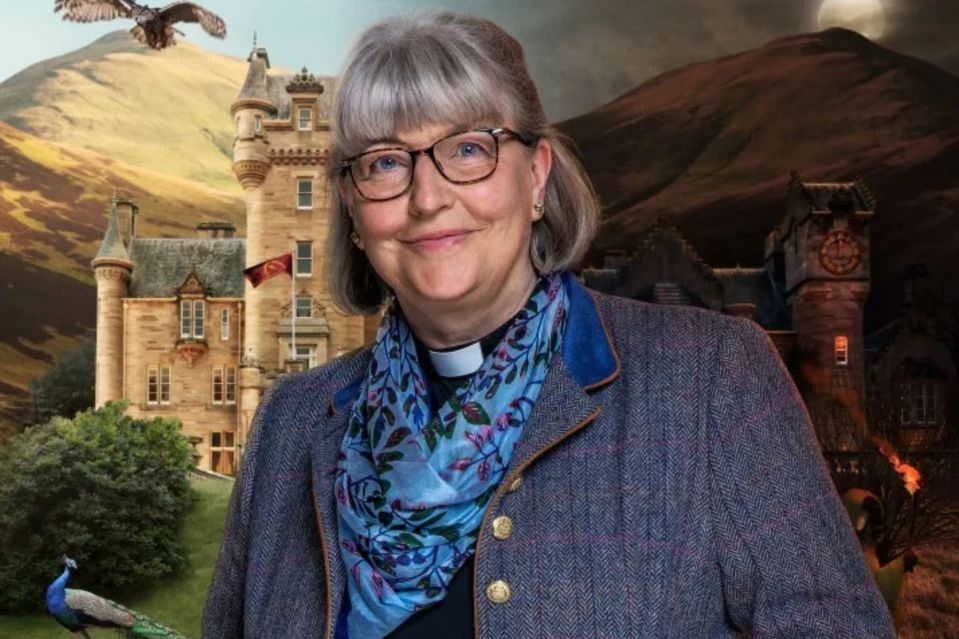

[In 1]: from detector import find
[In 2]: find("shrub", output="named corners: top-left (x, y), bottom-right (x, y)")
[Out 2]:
top-left (0, 401), bottom-right (196, 613)
top-left (29, 337), bottom-right (95, 425)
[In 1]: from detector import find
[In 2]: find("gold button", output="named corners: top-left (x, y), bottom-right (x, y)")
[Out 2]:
top-left (486, 579), bottom-right (511, 604)
top-left (507, 475), bottom-right (522, 492)
top-left (492, 515), bottom-right (513, 540)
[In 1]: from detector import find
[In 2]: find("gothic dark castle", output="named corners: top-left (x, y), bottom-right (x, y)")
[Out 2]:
top-left (583, 172), bottom-right (956, 453)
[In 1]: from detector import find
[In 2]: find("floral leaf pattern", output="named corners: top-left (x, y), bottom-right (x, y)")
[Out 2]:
top-left (334, 273), bottom-right (568, 639)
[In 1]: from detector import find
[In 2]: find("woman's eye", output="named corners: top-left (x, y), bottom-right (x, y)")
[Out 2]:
top-left (455, 142), bottom-right (487, 158)
top-left (366, 153), bottom-right (407, 175)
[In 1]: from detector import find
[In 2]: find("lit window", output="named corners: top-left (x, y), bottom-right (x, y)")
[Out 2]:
top-left (834, 335), bottom-right (848, 366)
top-left (180, 300), bottom-right (205, 339)
top-left (148, 366), bottom-right (171, 405)
top-left (254, 115), bottom-right (262, 134)
top-left (212, 366), bottom-right (237, 405)
top-left (210, 431), bottom-right (236, 475)
top-left (296, 242), bottom-right (313, 277)
top-left (220, 308), bottom-right (229, 340)
top-left (297, 178), bottom-right (313, 210)
top-left (295, 296), bottom-right (312, 318)
top-left (297, 107), bottom-right (312, 131)
top-left (295, 345), bottom-right (317, 369)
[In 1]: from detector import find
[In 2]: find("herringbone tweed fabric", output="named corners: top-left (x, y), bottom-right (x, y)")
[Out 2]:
top-left (202, 287), bottom-right (895, 638)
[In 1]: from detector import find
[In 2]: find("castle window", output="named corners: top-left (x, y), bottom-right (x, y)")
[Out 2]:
top-left (297, 178), bottom-right (313, 210)
top-left (834, 335), bottom-right (848, 366)
top-left (296, 242), bottom-right (313, 277)
top-left (212, 366), bottom-right (237, 405)
top-left (295, 296), bottom-right (313, 318)
top-left (210, 431), bottom-right (236, 475)
top-left (147, 366), bottom-right (171, 405)
top-left (895, 360), bottom-right (945, 428)
top-left (295, 344), bottom-right (317, 368)
top-left (254, 115), bottom-right (262, 134)
top-left (220, 308), bottom-right (229, 340)
top-left (297, 107), bottom-right (312, 131)
top-left (180, 300), bottom-right (205, 339)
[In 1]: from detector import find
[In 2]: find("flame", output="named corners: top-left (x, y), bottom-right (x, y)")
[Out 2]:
top-left (870, 435), bottom-right (922, 495)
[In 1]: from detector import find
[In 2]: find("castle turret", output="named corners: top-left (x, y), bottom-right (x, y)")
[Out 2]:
top-left (92, 199), bottom-right (134, 407)
top-left (231, 46), bottom-right (275, 189)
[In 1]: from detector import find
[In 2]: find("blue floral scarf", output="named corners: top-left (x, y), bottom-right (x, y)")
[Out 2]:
top-left (335, 272), bottom-right (569, 639)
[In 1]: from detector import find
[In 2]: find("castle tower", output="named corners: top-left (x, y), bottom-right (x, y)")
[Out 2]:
top-left (777, 172), bottom-right (876, 451)
top-left (231, 45), bottom-right (370, 448)
top-left (91, 199), bottom-right (135, 407)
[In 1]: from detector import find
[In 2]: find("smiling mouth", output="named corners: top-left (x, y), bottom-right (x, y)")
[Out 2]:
top-left (403, 230), bottom-right (475, 251)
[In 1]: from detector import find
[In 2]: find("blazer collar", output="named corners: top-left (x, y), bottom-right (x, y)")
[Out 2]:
top-left (330, 271), bottom-right (620, 414)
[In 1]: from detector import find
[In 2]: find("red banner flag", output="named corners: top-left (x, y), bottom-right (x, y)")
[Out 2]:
top-left (244, 253), bottom-right (293, 287)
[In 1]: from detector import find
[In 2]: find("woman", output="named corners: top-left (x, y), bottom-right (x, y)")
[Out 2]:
top-left (203, 11), bottom-right (895, 639)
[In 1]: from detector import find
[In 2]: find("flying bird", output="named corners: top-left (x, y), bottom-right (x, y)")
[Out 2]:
top-left (53, 0), bottom-right (226, 50)
top-left (46, 556), bottom-right (187, 638)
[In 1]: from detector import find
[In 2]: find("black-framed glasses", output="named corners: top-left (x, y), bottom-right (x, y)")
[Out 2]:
top-left (340, 127), bottom-right (535, 202)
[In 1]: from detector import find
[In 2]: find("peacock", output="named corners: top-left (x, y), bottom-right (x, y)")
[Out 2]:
top-left (46, 556), bottom-right (188, 638)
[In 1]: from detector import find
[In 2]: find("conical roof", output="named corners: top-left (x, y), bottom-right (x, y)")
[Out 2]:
top-left (92, 200), bottom-right (132, 268)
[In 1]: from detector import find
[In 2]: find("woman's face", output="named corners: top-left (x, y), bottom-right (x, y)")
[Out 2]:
top-left (342, 121), bottom-right (552, 314)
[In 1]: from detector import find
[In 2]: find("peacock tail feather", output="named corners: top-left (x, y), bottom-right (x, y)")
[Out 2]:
top-left (127, 615), bottom-right (187, 638)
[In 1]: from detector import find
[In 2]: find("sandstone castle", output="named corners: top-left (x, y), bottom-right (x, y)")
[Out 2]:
top-left (92, 47), bottom-right (377, 474)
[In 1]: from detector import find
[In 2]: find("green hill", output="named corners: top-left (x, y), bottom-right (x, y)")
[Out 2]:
top-left (0, 476), bottom-right (234, 638)
top-left (0, 30), bottom-right (248, 191)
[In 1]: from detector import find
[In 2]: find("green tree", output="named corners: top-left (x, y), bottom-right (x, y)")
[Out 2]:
top-left (0, 401), bottom-right (196, 613)
top-left (29, 337), bottom-right (95, 424)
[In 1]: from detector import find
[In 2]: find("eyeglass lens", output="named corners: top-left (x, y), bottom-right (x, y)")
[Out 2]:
top-left (351, 130), bottom-right (499, 200)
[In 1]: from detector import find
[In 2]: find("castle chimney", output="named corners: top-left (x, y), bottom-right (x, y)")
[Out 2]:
top-left (114, 197), bottom-right (139, 245)
top-left (196, 222), bottom-right (237, 239)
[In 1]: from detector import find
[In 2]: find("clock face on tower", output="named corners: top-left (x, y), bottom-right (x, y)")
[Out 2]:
top-left (818, 230), bottom-right (861, 275)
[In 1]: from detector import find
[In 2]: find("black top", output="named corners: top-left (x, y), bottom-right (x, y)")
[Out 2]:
top-left (337, 314), bottom-right (518, 638)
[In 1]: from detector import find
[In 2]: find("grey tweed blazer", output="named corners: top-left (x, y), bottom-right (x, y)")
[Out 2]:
top-left (202, 273), bottom-right (895, 638)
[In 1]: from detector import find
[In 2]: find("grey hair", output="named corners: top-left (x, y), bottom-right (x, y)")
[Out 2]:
top-left (326, 10), bottom-right (600, 314)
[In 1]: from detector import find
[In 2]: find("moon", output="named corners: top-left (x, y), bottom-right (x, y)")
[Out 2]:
top-left (817, 0), bottom-right (887, 40)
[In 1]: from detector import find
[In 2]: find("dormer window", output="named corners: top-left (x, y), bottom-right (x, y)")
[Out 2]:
top-left (297, 107), bottom-right (312, 131)
top-left (180, 300), bottom-right (205, 339)
top-left (834, 335), bottom-right (848, 366)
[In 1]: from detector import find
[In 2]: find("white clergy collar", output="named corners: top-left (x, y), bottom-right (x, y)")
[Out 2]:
top-left (427, 342), bottom-right (485, 378)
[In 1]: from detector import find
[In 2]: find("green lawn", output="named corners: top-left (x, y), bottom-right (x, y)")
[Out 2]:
top-left (0, 477), bottom-right (234, 639)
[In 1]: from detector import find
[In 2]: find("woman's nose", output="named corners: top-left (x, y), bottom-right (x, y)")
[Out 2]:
top-left (408, 152), bottom-right (452, 217)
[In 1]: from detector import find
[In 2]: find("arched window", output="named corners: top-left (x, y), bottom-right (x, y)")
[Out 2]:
top-left (834, 335), bottom-right (848, 366)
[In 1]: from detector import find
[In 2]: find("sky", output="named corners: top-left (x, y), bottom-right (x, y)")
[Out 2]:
top-left (0, 0), bottom-right (956, 121)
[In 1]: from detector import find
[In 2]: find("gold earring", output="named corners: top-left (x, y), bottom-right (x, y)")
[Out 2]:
top-left (533, 202), bottom-right (545, 218)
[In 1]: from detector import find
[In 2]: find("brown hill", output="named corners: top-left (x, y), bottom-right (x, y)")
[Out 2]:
top-left (0, 120), bottom-right (243, 437)
top-left (558, 27), bottom-right (959, 333)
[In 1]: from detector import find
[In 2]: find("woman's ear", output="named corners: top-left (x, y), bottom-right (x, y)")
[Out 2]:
top-left (529, 138), bottom-right (553, 217)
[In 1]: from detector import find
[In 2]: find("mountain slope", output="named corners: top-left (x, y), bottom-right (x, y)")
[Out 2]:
top-left (558, 27), bottom-right (959, 331)
top-left (0, 30), bottom-right (247, 191)
top-left (0, 120), bottom-right (244, 436)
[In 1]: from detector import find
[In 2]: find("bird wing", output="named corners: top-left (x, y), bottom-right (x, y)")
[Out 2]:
top-left (54, 0), bottom-right (133, 23)
top-left (64, 589), bottom-right (135, 628)
top-left (159, 2), bottom-right (226, 38)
